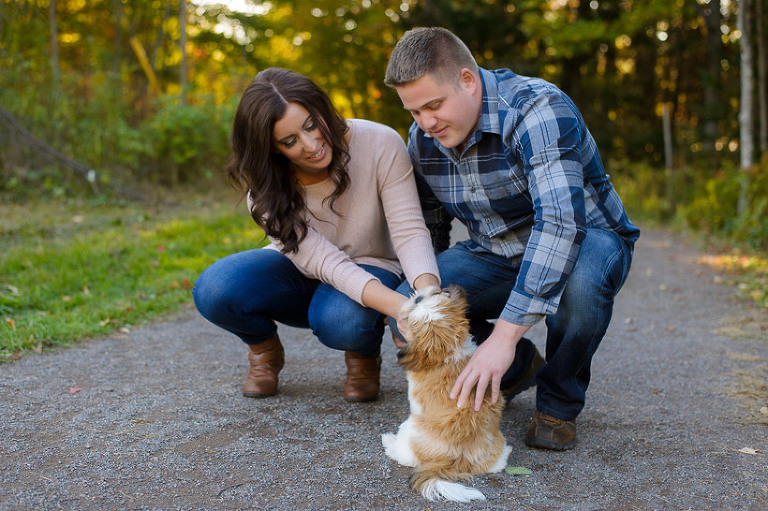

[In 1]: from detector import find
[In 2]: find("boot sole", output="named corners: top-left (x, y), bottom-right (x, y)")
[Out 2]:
top-left (524, 435), bottom-right (576, 451)
top-left (344, 395), bottom-right (378, 403)
top-left (242, 391), bottom-right (276, 398)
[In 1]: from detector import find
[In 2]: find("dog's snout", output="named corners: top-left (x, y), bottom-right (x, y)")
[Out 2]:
top-left (413, 295), bottom-right (423, 304)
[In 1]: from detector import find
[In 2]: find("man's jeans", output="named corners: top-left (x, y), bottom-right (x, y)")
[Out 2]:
top-left (392, 227), bottom-right (634, 420)
top-left (192, 249), bottom-right (401, 356)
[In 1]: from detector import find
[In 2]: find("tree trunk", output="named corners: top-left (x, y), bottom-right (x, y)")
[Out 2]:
top-left (112, 0), bottom-right (124, 90)
top-left (756, 0), bottom-right (767, 154)
top-left (699, 0), bottom-right (723, 155)
top-left (180, 0), bottom-right (188, 104)
top-left (49, 0), bottom-right (59, 90)
top-left (738, 0), bottom-right (754, 216)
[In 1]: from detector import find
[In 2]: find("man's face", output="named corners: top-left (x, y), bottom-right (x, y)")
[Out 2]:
top-left (395, 70), bottom-right (481, 151)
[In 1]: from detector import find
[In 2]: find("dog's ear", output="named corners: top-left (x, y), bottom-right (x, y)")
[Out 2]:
top-left (398, 318), bottom-right (456, 370)
top-left (397, 285), bottom-right (471, 371)
top-left (445, 286), bottom-right (469, 317)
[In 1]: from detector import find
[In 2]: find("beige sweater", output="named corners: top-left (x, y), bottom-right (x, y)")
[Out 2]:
top-left (264, 119), bottom-right (439, 305)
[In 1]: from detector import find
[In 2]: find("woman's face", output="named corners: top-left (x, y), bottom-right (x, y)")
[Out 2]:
top-left (272, 102), bottom-right (332, 185)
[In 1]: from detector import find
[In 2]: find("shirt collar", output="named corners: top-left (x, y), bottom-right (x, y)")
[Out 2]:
top-left (478, 67), bottom-right (502, 136)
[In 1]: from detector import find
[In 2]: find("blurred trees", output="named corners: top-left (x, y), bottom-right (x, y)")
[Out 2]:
top-left (0, 0), bottom-right (766, 233)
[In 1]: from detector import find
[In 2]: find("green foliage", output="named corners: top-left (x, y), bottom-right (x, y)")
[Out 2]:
top-left (609, 160), bottom-right (672, 223)
top-left (673, 162), bottom-right (768, 249)
top-left (614, 160), bottom-right (768, 251)
top-left (139, 95), bottom-right (234, 186)
top-left (0, 0), bottom-right (754, 198)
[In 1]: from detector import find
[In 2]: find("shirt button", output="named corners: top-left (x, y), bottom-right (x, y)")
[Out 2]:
top-left (470, 187), bottom-right (476, 193)
top-left (485, 218), bottom-right (492, 224)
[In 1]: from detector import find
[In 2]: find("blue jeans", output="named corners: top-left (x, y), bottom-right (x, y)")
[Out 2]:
top-left (392, 228), bottom-right (634, 420)
top-left (192, 249), bottom-right (401, 356)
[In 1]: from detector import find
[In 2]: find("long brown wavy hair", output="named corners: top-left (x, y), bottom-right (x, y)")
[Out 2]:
top-left (227, 68), bottom-right (351, 253)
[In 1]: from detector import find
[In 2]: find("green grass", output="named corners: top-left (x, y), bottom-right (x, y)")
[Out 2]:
top-left (0, 190), bottom-right (266, 361)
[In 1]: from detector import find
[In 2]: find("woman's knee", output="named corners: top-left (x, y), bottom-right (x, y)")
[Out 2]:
top-left (310, 303), bottom-right (383, 352)
top-left (192, 249), bottom-right (286, 323)
top-left (192, 264), bottom-right (232, 322)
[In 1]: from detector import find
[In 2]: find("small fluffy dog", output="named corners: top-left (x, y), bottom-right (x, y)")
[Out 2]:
top-left (382, 286), bottom-right (512, 502)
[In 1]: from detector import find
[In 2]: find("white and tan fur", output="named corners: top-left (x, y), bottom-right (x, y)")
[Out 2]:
top-left (382, 286), bottom-right (512, 503)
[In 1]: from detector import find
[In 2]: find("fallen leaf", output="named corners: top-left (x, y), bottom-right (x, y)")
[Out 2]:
top-left (737, 447), bottom-right (758, 455)
top-left (505, 466), bottom-right (533, 476)
top-left (182, 278), bottom-right (192, 291)
top-left (69, 387), bottom-right (83, 395)
top-left (760, 407), bottom-right (768, 416)
top-left (4, 317), bottom-right (15, 331)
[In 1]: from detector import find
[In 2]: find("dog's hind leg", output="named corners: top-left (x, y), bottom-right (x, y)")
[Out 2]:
top-left (381, 418), bottom-right (418, 467)
top-left (488, 444), bottom-right (513, 473)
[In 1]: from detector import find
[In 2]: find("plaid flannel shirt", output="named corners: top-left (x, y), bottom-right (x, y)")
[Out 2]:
top-left (408, 67), bottom-right (640, 326)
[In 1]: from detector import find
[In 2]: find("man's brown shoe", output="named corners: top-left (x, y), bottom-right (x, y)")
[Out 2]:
top-left (242, 335), bottom-right (284, 398)
top-left (525, 411), bottom-right (577, 450)
top-left (344, 351), bottom-right (381, 402)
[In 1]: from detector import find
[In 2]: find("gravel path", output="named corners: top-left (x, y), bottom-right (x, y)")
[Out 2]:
top-left (1, 229), bottom-right (767, 511)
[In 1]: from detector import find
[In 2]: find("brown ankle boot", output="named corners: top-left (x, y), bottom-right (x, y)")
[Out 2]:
top-left (344, 351), bottom-right (381, 402)
top-left (242, 335), bottom-right (284, 398)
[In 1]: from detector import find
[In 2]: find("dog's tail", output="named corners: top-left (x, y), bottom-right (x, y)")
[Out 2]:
top-left (410, 467), bottom-right (485, 502)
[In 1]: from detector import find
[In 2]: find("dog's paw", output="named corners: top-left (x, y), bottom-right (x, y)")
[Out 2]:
top-left (488, 444), bottom-right (513, 473)
top-left (381, 432), bottom-right (418, 467)
top-left (381, 433), bottom-right (396, 450)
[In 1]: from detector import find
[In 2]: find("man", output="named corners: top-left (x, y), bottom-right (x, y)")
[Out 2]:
top-left (385, 27), bottom-right (640, 450)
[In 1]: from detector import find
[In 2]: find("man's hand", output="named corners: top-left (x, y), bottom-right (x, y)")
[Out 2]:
top-left (449, 320), bottom-right (531, 411)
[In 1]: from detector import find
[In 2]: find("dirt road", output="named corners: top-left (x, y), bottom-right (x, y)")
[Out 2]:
top-left (1, 229), bottom-right (767, 510)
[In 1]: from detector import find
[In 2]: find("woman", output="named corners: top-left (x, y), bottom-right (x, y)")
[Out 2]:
top-left (193, 68), bottom-right (440, 402)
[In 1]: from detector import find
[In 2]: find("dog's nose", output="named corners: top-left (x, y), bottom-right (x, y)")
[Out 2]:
top-left (414, 296), bottom-right (423, 304)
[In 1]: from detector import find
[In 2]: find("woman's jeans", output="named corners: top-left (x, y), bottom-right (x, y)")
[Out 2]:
top-left (392, 227), bottom-right (634, 420)
top-left (192, 249), bottom-right (401, 357)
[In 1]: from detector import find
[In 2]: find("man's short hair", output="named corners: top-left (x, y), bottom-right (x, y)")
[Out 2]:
top-left (384, 27), bottom-right (478, 88)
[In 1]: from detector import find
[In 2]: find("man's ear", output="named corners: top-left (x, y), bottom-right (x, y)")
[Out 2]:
top-left (459, 68), bottom-right (478, 94)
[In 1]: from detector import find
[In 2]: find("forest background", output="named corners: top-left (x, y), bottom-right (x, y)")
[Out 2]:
top-left (1, 0), bottom-right (767, 356)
